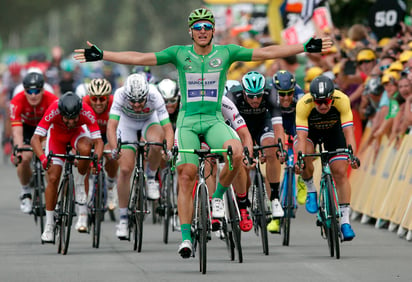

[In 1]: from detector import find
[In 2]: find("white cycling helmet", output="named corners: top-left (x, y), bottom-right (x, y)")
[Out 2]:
top-left (124, 73), bottom-right (149, 102)
top-left (157, 78), bottom-right (179, 100)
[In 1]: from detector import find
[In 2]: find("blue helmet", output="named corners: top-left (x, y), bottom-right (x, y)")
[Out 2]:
top-left (272, 70), bottom-right (296, 91)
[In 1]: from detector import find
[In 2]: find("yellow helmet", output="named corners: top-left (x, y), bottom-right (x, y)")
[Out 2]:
top-left (332, 63), bottom-right (342, 75)
top-left (399, 50), bottom-right (412, 63)
top-left (388, 61), bottom-right (403, 72)
top-left (378, 37), bottom-right (391, 47)
top-left (305, 66), bottom-right (323, 82)
top-left (381, 71), bottom-right (400, 84)
top-left (356, 49), bottom-right (376, 62)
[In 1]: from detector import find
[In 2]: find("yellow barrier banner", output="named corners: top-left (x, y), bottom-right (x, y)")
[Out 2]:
top-left (388, 135), bottom-right (412, 224)
top-left (351, 137), bottom-right (390, 215)
top-left (401, 197), bottom-right (412, 230)
top-left (378, 135), bottom-right (411, 221)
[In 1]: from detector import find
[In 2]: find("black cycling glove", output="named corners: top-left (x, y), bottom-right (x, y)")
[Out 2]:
top-left (303, 37), bottom-right (323, 53)
top-left (84, 44), bottom-right (103, 61)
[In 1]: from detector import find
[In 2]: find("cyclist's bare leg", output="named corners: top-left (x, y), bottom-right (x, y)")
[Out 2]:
top-left (218, 139), bottom-right (243, 187)
top-left (116, 149), bottom-right (135, 208)
top-left (45, 164), bottom-right (63, 211)
top-left (261, 137), bottom-right (280, 199)
top-left (145, 124), bottom-right (165, 172)
top-left (330, 160), bottom-right (351, 203)
top-left (177, 163), bottom-right (196, 225)
top-left (300, 141), bottom-right (315, 181)
top-left (16, 150), bottom-right (33, 186)
top-left (104, 143), bottom-right (119, 180)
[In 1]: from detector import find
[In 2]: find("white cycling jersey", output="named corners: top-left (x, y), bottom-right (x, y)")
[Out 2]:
top-left (110, 84), bottom-right (169, 123)
top-left (221, 95), bottom-right (246, 132)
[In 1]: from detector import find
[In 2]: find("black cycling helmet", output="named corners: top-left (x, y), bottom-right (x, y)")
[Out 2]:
top-left (23, 72), bottom-right (44, 90)
top-left (309, 75), bottom-right (335, 99)
top-left (58, 92), bottom-right (82, 119)
top-left (272, 70), bottom-right (296, 91)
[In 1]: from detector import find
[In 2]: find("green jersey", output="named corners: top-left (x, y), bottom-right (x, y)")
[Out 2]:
top-left (155, 44), bottom-right (253, 116)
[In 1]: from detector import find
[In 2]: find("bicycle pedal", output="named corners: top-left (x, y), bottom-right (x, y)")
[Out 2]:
top-left (316, 219), bottom-right (322, 227)
top-left (118, 236), bottom-right (129, 241)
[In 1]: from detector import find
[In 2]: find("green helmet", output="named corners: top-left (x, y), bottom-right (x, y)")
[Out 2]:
top-left (188, 8), bottom-right (215, 27)
top-left (241, 71), bottom-right (266, 96)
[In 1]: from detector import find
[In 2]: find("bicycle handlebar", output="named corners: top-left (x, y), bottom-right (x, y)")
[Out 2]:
top-left (171, 145), bottom-right (234, 171)
top-left (297, 145), bottom-right (359, 167)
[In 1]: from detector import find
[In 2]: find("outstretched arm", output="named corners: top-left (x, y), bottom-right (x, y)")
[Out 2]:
top-left (251, 37), bottom-right (333, 61)
top-left (74, 41), bottom-right (157, 65)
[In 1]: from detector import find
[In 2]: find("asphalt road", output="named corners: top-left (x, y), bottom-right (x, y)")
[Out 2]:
top-left (1, 157), bottom-right (411, 282)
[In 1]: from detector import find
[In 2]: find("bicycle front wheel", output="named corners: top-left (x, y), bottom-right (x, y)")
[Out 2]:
top-left (59, 176), bottom-right (75, 255)
top-left (282, 167), bottom-right (294, 246)
top-left (34, 164), bottom-right (45, 243)
top-left (256, 173), bottom-right (269, 255)
top-left (92, 171), bottom-right (104, 248)
top-left (198, 183), bottom-right (208, 274)
top-left (162, 171), bottom-right (172, 244)
top-left (136, 172), bottom-right (145, 252)
top-left (326, 175), bottom-right (340, 259)
top-left (226, 187), bottom-right (243, 263)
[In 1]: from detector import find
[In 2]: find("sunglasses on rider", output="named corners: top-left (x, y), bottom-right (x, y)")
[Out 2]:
top-left (314, 98), bottom-right (333, 105)
top-left (165, 97), bottom-right (179, 104)
top-left (129, 97), bottom-right (146, 104)
top-left (278, 89), bottom-right (294, 97)
top-left (90, 96), bottom-right (108, 102)
top-left (245, 92), bottom-right (263, 99)
top-left (25, 88), bottom-right (42, 95)
top-left (192, 22), bottom-right (214, 31)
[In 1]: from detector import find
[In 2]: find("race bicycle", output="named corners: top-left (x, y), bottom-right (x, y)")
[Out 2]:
top-left (297, 143), bottom-right (357, 259)
top-left (13, 146), bottom-right (46, 243)
top-left (172, 145), bottom-right (233, 274)
top-left (118, 134), bottom-right (166, 252)
top-left (46, 145), bottom-right (97, 255)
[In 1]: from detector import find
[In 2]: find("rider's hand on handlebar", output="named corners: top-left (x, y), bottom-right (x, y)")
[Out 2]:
top-left (10, 152), bottom-right (22, 167)
top-left (350, 156), bottom-right (361, 169)
top-left (276, 149), bottom-right (286, 164)
top-left (294, 161), bottom-right (304, 174)
top-left (111, 148), bottom-right (120, 160)
top-left (40, 154), bottom-right (49, 170)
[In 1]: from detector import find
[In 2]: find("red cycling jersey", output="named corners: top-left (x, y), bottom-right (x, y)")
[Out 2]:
top-left (82, 95), bottom-right (113, 135)
top-left (9, 90), bottom-right (58, 127)
top-left (34, 100), bottom-right (101, 140)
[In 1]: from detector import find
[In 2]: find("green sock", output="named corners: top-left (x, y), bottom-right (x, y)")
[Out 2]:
top-left (213, 182), bottom-right (229, 199)
top-left (181, 224), bottom-right (192, 242)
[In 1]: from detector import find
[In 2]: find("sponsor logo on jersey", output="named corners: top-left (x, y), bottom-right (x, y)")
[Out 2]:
top-left (209, 58), bottom-right (222, 68)
top-left (45, 108), bottom-right (60, 122)
top-left (81, 110), bottom-right (96, 123)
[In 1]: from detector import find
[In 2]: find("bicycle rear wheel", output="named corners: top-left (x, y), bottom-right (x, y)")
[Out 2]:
top-left (136, 172), bottom-right (145, 252)
top-left (282, 168), bottom-right (294, 246)
top-left (226, 187), bottom-right (243, 263)
top-left (256, 173), bottom-right (269, 255)
top-left (198, 183), bottom-right (208, 274)
top-left (326, 176), bottom-right (340, 259)
top-left (162, 171), bottom-right (172, 244)
top-left (59, 176), bottom-right (74, 255)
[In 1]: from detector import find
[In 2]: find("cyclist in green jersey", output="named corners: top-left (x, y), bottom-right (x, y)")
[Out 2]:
top-left (74, 7), bottom-right (332, 258)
